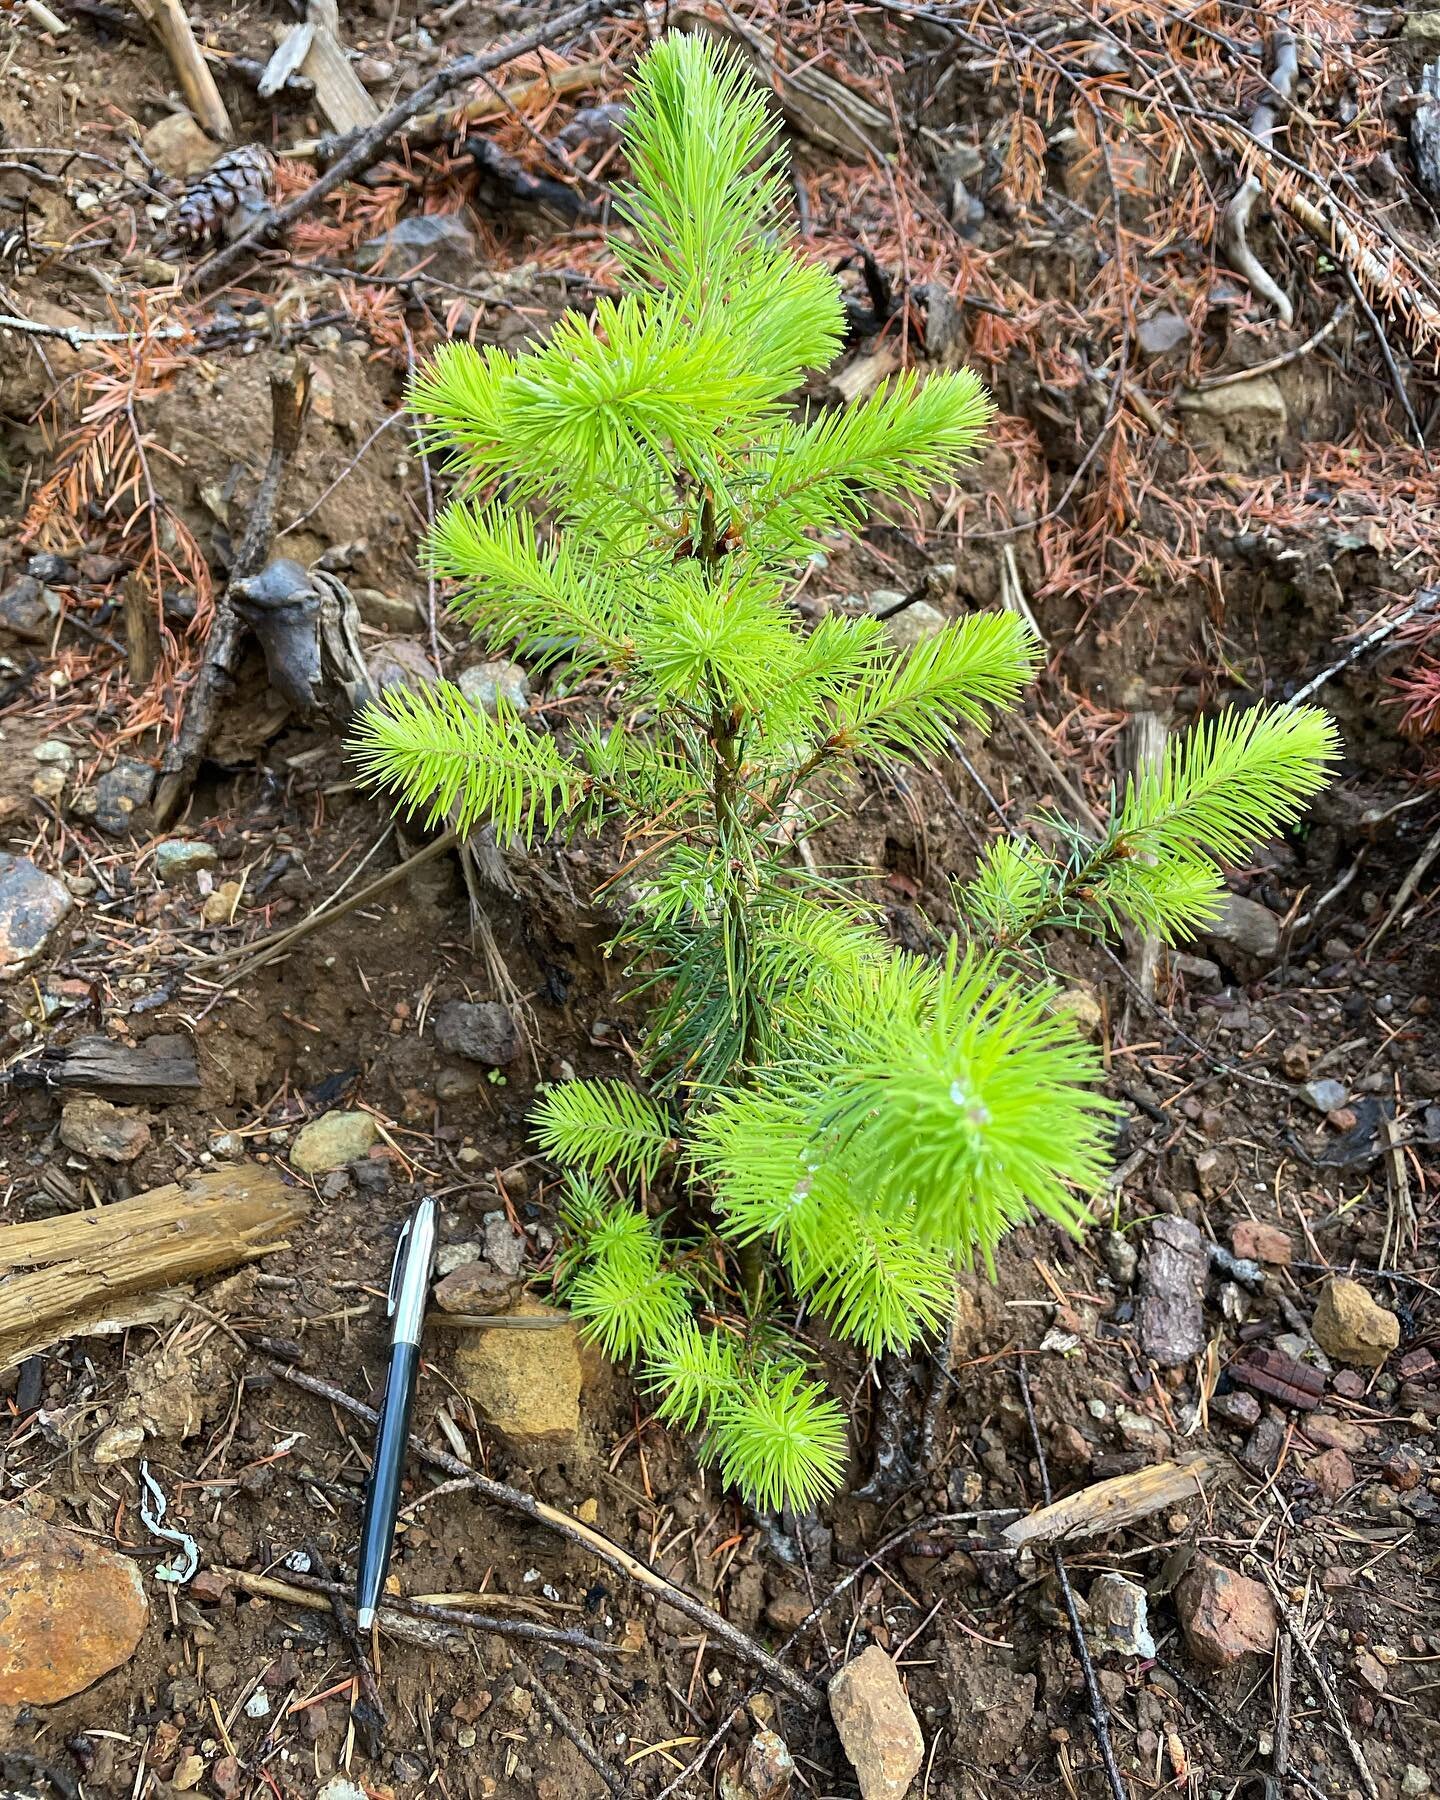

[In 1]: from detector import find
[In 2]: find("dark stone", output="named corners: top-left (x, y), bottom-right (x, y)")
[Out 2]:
top-left (0, 575), bottom-right (59, 642)
top-left (433, 999), bottom-right (520, 1066)
top-left (356, 214), bottom-right (476, 285)
top-left (0, 852), bottom-right (72, 976)
top-left (1240, 1414), bottom-right (1286, 1476)
top-left (93, 760), bottom-right (156, 836)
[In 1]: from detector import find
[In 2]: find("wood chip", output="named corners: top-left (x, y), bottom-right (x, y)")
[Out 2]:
top-left (1001, 1453), bottom-right (1228, 1549)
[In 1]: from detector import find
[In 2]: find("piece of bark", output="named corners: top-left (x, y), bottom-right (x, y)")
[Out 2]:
top-left (258, 20), bottom-right (316, 98)
top-left (299, 0), bottom-right (380, 138)
top-left (1001, 1453), bottom-right (1228, 1549)
top-left (122, 570), bottom-right (161, 687)
top-left (131, 0), bottom-right (233, 141)
top-left (229, 560), bottom-right (373, 723)
top-left (153, 358), bottom-right (311, 827)
top-left (8, 1031), bottom-right (200, 1103)
top-left (1140, 1215), bottom-right (1208, 1367)
top-left (0, 1166), bottom-right (304, 1371)
top-left (1227, 1346), bottom-right (1326, 1411)
top-left (1412, 62), bottom-right (1440, 207)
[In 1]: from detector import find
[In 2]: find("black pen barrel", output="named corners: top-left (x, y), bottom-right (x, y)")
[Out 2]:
top-left (355, 1337), bottom-right (421, 1628)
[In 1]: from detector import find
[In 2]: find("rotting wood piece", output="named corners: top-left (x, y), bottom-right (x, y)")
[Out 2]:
top-left (6, 1031), bottom-right (200, 1103)
top-left (0, 1166), bottom-right (305, 1371)
top-left (1227, 1345), bottom-right (1326, 1411)
top-left (1001, 1453), bottom-right (1229, 1548)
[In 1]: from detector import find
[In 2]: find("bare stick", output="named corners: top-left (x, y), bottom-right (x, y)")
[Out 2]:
top-left (527, 1677), bottom-right (632, 1798)
top-left (1017, 1360), bottom-right (1130, 1800)
top-left (1192, 303), bottom-right (1349, 389)
top-left (131, 0), bottom-right (233, 141)
top-left (1123, 710), bottom-right (1167, 1001)
top-left (1223, 19), bottom-right (1298, 325)
top-left (1254, 1567), bottom-right (1378, 1800)
top-left (153, 358), bottom-right (311, 828)
top-left (259, 1350), bottom-right (823, 1710)
top-left (1287, 586), bottom-right (1439, 708)
top-left (189, 0), bottom-right (631, 293)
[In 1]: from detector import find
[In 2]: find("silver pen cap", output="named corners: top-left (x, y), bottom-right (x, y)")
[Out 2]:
top-left (386, 1196), bottom-right (437, 1345)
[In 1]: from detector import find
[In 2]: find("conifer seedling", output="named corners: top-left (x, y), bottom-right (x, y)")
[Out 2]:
top-left (355, 33), bottom-right (1339, 1513)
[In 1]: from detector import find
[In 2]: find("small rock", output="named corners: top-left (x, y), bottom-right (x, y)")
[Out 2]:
top-left (1089, 1573), bottom-right (1156, 1658)
top-left (1306, 1412), bottom-right (1370, 1454)
top-left (354, 588), bottom-right (420, 633)
top-left (828, 1647), bottom-right (925, 1800)
top-left (244, 1687), bottom-right (271, 1718)
top-left (1302, 1077), bottom-right (1349, 1114)
top-left (0, 1507), bottom-right (148, 1703)
top-left (155, 839), bottom-right (219, 882)
top-left (1230, 1220), bottom-right (1291, 1265)
top-left (1281, 1042), bottom-right (1311, 1079)
top-left (434, 1261), bottom-right (521, 1315)
top-left (172, 1755), bottom-right (206, 1791)
top-left (1211, 1390), bottom-right (1261, 1429)
top-left (1205, 892), bottom-right (1280, 961)
top-left (1353, 1648), bottom-right (1388, 1696)
top-left (1241, 1415), bottom-right (1286, 1476)
top-left (436, 1239), bottom-right (483, 1276)
top-left (209, 1131), bottom-right (245, 1158)
top-left (1193, 1146), bottom-right (1232, 1198)
top-left (1056, 983), bottom-right (1104, 1038)
top-left (434, 999), bottom-right (520, 1066)
top-left (189, 1571), bottom-right (231, 1604)
top-left (142, 110), bottom-right (217, 178)
top-left (1102, 1230), bottom-right (1138, 1287)
top-left (210, 1757), bottom-right (240, 1799)
top-left (356, 213), bottom-right (476, 284)
top-left (91, 1420), bottom-right (147, 1465)
top-left (458, 659), bottom-right (531, 715)
top-left (1177, 375), bottom-right (1287, 422)
top-left (59, 1097), bottom-right (151, 1164)
top-left (32, 765), bottom-right (67, 801)
top-left (1403, 10), bottom-right (1440, 41)
top-left (453, 1298), bottom-right (581, 1443)
top-left (0, 853), bottom-right (73, 977)
top-left (765, 1592), bottom-right (811, 1633)
top-left (1175, 1557), bottom-right (1276, 1667)
top-left (1377, 1446), bottom-right (1421, 1491)
top-left (1310, 1277), bottom-right (1400, 1369)
top-left (742, 1728), bottom-right (795, 1800)
top-left (1305, 1446), bottom-right (1354, 1501)
top-left (201, 881), bottom-right (243, 925)
top-left (316, 1774), bottom-right (369, 1800)
top-left (1331, 1369), bottom-right (1367, 1399)
top-left (1136, 310), bottom-right (1190, 356)
top-left (34, 738), bottom-right (75, 768)
top-left (1402, 1766), bottom-right (1432, 1798)
top-left (881, 601), bottom-right (947, 651)
top-left (0, 575), bottom-right (61, 642)
top-left (93, 759), bottom-right (155, 836)
top-left (482, 1210), bottom-right (526, 1276)
top-left (1140, 1215), bottom-right (1207, 1368)
top-left (289, 1110), bottom-right (380, 1174)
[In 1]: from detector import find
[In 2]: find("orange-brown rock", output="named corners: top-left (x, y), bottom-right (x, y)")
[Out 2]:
top-left (0, 1505), bottom-right (148, 1703)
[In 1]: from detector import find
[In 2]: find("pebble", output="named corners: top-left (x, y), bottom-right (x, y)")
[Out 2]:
top-left (289, 1110), bottom-right (380, 1174)
top-left (458, 658), bottom-right (531, 715)
top-left (201, 882), bottom-right (243, 925)
top-left (881, 600), bottom-right (947, 651)
top-left (1305, 1445), bottom-right (1354, 1501)
top-left (1088, 1572), bottom-right (1156, 1658)
top-left (453, 1298), bottom-right (581, 1443)
top-left (434, 1261), bottom-right (521, 1315)
top-left (354, 588), bottom-right (421, 633)
top-left (1302, 1077), bottom-right (1349, 1114)
top-left (1230, 1219), bottom-right (1291, 1265)
top-left (1211, 1390), bottom-right (1261, 1429)
top-left (356, 213), bottom-right (476, 284)
top-left (1204, 892), bottom-right (1280, 960)
top-left (93, 759), bottom-right (155, 836)
top-left (0, 1507), bottom-right (148, 1703)
top-left (1175, 1557), bottom-right (1276, 1667)
top-left (1103, 1230), bottom-right (1138, 1286)
top-left (141, 110), bottom-right (217, 178)
top-left (1311, 1277), bottom-right (1401, 1368)
top-left (91, 1420), bottom-right (147, 1465)
top-left (434, 998), bottom-right (520, 1066)
top-left (154, 839), bottom-right (219, 882)
top-left (172, 1755), bottom-right (206, 1791)
top-left (827, 1646), bottom-right (926, 1800)
top-left (0, 853), bottom-right (73, 976)
top-left (482, 1209), bottom-right (526, 1276)
top-left (743, 1727), bottom-right (796, 1800)
top-left (244, 1688), bottom-right (271, 1718)
top-left (0, 574), bottom-right (61, 641)
top-left (59, 1096), bottom-right (151, 1164)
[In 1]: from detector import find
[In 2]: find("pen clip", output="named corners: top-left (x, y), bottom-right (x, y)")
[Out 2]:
top-left (386, 1215), bottom-right (414, 1318)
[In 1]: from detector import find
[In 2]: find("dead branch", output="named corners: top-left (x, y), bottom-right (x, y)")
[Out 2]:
top-left (189, 0), bottom-right (633, 293)
top-left (0, 1169), bottom-right (304, 1371)
top-left (1223, 19), bottom-right (1298, 325)
top-left (152, 357), bottom-right (311, 828)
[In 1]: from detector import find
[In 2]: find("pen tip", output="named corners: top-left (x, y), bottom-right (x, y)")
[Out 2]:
top-left (357, 1606), bottom-right (376, 1632)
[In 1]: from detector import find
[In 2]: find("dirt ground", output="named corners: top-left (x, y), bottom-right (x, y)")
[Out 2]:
top-left (2, 3), bottom-right (1439, 1799)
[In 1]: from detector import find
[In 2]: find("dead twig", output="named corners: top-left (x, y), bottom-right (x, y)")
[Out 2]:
top-left (189, 0), bottom-right (633, 293)
top-left (130, 0), bottom-right (233, 141)
top-left (153, 358), bottom-right (311, 827)
top-left (1192, 303), bottom-right (1350, 390)
top-left (527, 1677), bottom-right (633, 1798)
top-left (1223, 19), bottom-right (1297, 325)
top-left (1253, 1567), bottom-right (1379, 1800)
top-left (259, 1349), bottom-right (823, 1710)
top-left (1016, 1359), bottom-right (1129, 1800)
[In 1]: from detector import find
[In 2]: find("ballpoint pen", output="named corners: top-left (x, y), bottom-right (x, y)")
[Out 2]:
top-left (355, 1195), bottom-right (437, 1633)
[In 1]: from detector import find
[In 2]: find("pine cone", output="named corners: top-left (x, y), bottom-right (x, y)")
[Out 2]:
top-left (172, 144), bottom-right (275, 245)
